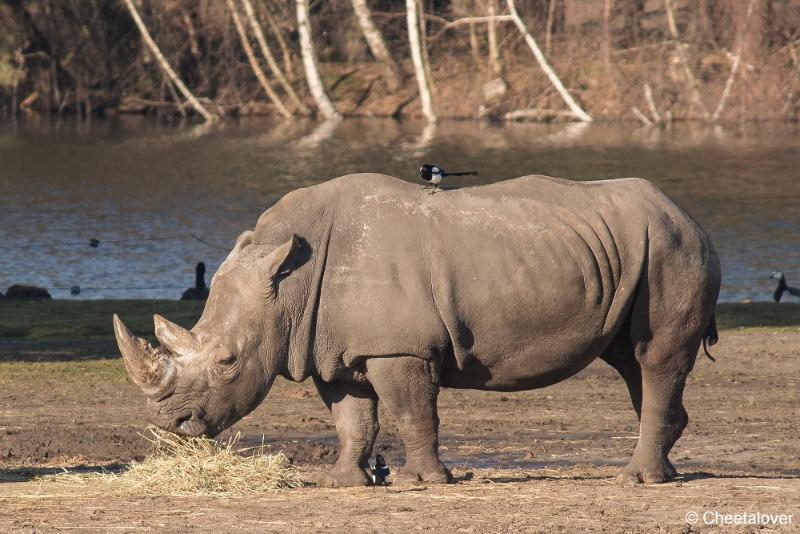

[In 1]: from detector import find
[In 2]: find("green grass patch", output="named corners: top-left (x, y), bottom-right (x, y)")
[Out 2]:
top-left (0, 300), bottom-right (797, 343)
top-left (0, 300), bottom-right (204, 340)
top-left (716, 303), bottom-right (800, 330)
top-left (0, 359), bottom-right (128, 383)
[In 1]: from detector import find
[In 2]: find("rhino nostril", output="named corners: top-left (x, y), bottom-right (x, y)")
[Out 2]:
top-left (174, 414), bottom-right (207, 436)
top-left (174, 414), bottom-right (192, 429)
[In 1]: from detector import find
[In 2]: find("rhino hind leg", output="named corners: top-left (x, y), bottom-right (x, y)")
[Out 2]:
top-left (601, 337), bottom-right (680, 485)
top-left (314, 379), bottom-right (379, 487)
top-left (366, 356), bottom-right (453, 484)
top-left (616, 359), bottom-right (691, 484)
top-left (617, 288), bottom-right (713, 484)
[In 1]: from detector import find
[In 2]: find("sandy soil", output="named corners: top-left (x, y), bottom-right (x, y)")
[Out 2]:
top-left (1, 329), bottom-right (798, 532)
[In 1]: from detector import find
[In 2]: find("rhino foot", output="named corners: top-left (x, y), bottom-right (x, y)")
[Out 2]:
top-left (394, 462), bottom-right (453, 485)
top-left (317, 465), bottom-right (373, 488)
top-left (617, 457), bottom-right (677, 485)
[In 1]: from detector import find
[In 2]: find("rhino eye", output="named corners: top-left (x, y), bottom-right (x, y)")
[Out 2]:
top-left (218, 354), bottom-right (237, 365)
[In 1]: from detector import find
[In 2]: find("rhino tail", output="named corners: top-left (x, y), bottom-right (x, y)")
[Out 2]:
top-left (702, 314), bottom-right (718, 362)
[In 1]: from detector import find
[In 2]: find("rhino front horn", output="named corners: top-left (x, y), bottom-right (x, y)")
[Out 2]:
top-left (113, 314), bottom-right (175, 397)
top-left (154, 315), bottom-right (199, 356)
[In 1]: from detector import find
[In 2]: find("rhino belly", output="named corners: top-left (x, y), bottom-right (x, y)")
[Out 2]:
top-left (429, 207), bottom-right (642, 392)
top-left (440, 334), bottom-right (609, 391)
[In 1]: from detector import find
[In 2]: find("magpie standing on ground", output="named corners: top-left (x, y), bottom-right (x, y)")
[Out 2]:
top-left (371, 454), bottom-right (390, 486)
top-left (419, 164), bottom-right (478, 194)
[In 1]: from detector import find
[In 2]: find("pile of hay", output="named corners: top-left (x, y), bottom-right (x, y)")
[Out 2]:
top-left (46, 426), bottom-right (304, 496)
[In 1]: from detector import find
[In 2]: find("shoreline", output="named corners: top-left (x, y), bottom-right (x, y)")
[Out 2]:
top-left (1, 300), bottom-right (797, 345)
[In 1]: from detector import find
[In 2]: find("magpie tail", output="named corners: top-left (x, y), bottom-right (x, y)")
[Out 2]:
top-left (443, 171), bottom-right (479, 177)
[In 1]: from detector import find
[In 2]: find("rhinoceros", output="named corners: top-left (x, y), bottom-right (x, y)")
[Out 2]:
top-left (113, 173), bottom-right (720, 487)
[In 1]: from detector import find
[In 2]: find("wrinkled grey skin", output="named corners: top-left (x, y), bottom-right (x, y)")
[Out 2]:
top-left (114, 174), bottom-right (721, 487)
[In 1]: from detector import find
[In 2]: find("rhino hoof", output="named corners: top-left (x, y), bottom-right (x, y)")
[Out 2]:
top-left (316, 466), bottom-right (372, 488)
top-left (394, 464), bottom-right (453, 485)
top-left (617, 459), bottom-right (677, 485)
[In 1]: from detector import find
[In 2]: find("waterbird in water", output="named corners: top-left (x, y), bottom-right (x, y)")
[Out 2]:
top-left (419, 164), bottom-right (478, 194)
top-left (770, 270), bottom-right (800, 302)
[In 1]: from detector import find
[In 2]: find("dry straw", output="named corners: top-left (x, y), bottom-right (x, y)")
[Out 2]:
top-left (44, 426), bottom-right (304, 496)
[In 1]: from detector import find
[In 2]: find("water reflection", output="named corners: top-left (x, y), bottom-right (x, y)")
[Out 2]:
top-left (0, 116), bottom-right (797, 302)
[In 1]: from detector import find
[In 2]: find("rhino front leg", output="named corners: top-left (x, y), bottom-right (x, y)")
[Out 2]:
top-left (366, 356), bottom-right (453, 484)
top-left (313, 378), bottom-right (379, 487)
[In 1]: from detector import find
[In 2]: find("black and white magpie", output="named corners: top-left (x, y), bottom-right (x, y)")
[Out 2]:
top-left (419, 164), bottom-right (478, 194)
top-left (371, 454), bottom-right (390, 486)
top-left (771, 270), bottom-right (800, 302)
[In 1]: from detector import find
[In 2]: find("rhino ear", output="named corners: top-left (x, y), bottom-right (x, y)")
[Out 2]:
top-left (212, 231), bottom-right (254, 285)
top-left (232, 230), bottom-right (254, 254)
top-left (261, 235), bottom-right (299, 283)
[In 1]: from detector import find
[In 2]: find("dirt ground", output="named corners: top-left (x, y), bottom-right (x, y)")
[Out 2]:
top-left (1, 328), bottom-right (798, 532)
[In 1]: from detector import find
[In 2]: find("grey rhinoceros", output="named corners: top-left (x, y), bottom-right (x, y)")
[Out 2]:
top-left (113, 173), bottom-right (721, 487)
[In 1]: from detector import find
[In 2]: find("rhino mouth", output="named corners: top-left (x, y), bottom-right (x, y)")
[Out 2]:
top-left (174, 413), bottom-right (210, 437)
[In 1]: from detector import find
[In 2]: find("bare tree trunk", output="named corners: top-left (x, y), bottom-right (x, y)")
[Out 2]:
top-left (180, 9), bottom-right (201, 61)
top-left (602, 0), bottom-right (612, 75)
top-left (11, 49), bottom-right (24, 114)
top-left (262, 3), bottom-right (296, 80)
top-left (350, 0), bottom-right (402, 92)
top-left (664, 0), bottom-right (710, 119)
top-left (711, 0), bottom-right (756, 122)
top-left (122, 0), bottom-right (217, 122)
top-left (165, 77), bottom-right (187, 117)
top-left (227, 0), bottom-right (292, 118)
top-left (468, 16), bottom-right (483, 69)
top-left (544, 0), bottom-right (556, 56)
top-left (407, 0), bottom-right (436, 123)
top-left (417, 0), bottom-right (436, 97)
top-left (643, 83), bottom-right (662, 123)
top-left (506, 0), bottom-right (591, 121)
top-left (241, 0), bottom-right (309, 114)
top-left (296, 0), bottom-right (340, 119)
top-left (487, 0), bottom-right (502, 75)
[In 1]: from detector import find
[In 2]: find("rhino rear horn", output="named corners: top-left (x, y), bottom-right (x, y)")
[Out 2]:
top-left (154, 314), bottom-right (199, 356)
top-left (113, 314), bottom-right (175, 397)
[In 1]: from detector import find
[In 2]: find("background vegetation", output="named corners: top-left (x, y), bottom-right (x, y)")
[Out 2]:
top-left (2, 0), bottom-right (800, 122)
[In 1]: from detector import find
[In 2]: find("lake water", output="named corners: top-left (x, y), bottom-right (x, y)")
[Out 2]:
top-left (0, 116), bottom-right (798, 303)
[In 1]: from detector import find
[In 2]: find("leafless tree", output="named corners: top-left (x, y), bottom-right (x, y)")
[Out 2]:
top-left (506, 0), bottom-right (591, 122)
top-left (407, 0), bottom-right (436, 123)
top-left (122, 0), bottom-right (217, 122)
top-left (241, 0), bottom-right (309, 114)
top-left (350, 0), bottom-right (402, 92)
top-left (226, 0), bottom-right (291, 119)
top-left (296, 0), bottom-right (340, 119)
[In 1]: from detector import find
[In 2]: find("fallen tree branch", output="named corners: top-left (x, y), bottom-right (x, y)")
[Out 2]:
top-left (504, 108), bottom-right (582, 122)
top-left (631, 106), bottom-right (653, 126)
top-left (122, 0), bottom-right (217, 122)
top-left (506, 0), bottom-right (592, 122)
top-left (430, 14), bottom-right (513, 39)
